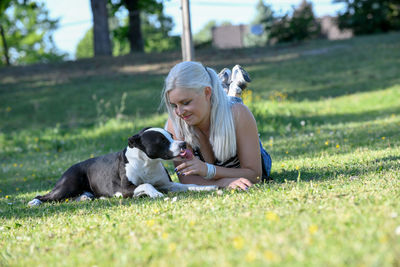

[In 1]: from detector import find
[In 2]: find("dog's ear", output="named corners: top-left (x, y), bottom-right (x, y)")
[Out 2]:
top-left (139, 127), bottom-right (151, 133)
top-left (128, 134), bottom-right (141, 148)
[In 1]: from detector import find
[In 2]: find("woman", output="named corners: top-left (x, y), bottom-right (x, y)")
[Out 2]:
top-left (162, 61), bottom-right (271, 190)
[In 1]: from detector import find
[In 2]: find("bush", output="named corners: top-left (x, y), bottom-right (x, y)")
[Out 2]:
top-left (269, 0), bottom-right (321, 43)
top-left (335, 0), bottom-right (400, 35)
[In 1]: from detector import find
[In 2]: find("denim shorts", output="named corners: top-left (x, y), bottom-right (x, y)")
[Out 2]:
top-left (260, 141), bottom-right (272, 181)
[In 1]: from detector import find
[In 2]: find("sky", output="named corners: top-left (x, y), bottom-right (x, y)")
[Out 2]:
top-left (44, 0), bottom-right (346, 59)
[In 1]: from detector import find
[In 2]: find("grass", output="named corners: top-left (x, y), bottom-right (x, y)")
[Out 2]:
top-left (1, 32), bottom-right (400, 266)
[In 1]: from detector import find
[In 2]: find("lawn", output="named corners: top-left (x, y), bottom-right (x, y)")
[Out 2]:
top-left (0, 32), bottom-right (399, 266)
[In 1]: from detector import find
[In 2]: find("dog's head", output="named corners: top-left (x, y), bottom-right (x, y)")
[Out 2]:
top-left (128, 127), bottom-right (186, 160)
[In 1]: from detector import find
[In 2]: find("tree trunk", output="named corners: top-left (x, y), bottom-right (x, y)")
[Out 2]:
top-left (125, 0), bottom-right (144, 53)
top-left (90, 0), bottom-right (112, 56)
top-left (0, 25), bottom-right (10, 66)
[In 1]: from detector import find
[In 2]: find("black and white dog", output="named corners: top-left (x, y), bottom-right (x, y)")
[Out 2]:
top-left (28, 127), bottom-right (216, 206)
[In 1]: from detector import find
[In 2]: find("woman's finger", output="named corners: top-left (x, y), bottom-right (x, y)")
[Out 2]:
top-left (240, 178), bottom-right (253, 188)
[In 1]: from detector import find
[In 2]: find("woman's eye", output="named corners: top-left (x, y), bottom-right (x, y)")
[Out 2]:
top-left (171, 104), bottom-right (177, 108)
top-left (183, 101), bottom-right (191, 105)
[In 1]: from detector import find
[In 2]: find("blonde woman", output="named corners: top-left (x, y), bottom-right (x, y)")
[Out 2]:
top-left (162, 61), bottom-right (271, 190)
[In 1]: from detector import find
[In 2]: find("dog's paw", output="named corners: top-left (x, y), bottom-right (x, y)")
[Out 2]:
top-left (114, 192), bottom-right (123, 198)
top-left (134, 184), bottom-right (164, 198)
top-left (76, 192), bottom-right (94, 202)
top-left (149, 191), bottom-right (164, 198)
top-left (28, 199), bottom-right (42, 207)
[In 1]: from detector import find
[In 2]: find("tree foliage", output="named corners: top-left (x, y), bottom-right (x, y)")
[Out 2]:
top-left (76, 9), bottom-right (179, 58)
top-left (334, 0), bottom-right (400, 35)
top-left (108, 0), bottom-right (165, 53)
top-left (269, 0), bottom-right (320, 43)
top-left (244, 0), bottom-right (275, 47)
top-left (141, 11), bottom-right (180, 53)
top-left (0, 0), bottom-right (66, 66)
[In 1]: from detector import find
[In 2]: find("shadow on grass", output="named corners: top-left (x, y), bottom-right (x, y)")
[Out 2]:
top-left (0, 190), bottom-right (217, 221)
top-left (270, 154), bottom-right (400, 183)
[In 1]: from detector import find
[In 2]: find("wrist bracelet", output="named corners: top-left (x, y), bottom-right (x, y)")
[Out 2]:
top-left (204, 163), bottom-right (216, 180)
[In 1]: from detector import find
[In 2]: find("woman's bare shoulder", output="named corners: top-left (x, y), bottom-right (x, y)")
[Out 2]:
top-left (231, 102), bottom-right (256, 122)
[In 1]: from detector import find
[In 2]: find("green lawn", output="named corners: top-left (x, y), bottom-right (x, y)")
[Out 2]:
top-left (1, 32), bottom-right (400, 266)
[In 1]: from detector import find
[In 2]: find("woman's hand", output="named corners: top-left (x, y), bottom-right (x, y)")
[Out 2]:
top-left (175, 157), bottom-right (208, 177)
top-left (218, 177), bottom-right (253, 190)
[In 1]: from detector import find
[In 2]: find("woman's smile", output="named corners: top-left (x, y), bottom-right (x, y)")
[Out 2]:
top-left (182, 114), bottom-right (191, 120)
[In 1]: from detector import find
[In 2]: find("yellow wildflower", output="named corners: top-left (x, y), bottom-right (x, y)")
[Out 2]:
top-left (308, 224), bottom-right (318, 235)
top-left (168, 242), bottom-right (177, 252)
top-left (264, 250), bottom-right (277, 261)
top-left (162, 232), bottom-right (169, 240)
top-left (233, 236), bottom-right (244, 250)
top-left (265, 211), bottom-right (279, 221)
top-left (245, 251), bottom-right (256, 262)
top-left (146, 219), bottom-right (155, 227)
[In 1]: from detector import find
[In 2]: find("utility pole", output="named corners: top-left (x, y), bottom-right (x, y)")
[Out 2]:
top-left (181, 0), bottom-right (194, 61)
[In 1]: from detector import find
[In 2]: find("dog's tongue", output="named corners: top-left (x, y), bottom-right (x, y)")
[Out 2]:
top-left (180, 149), bottom-right (193, 160)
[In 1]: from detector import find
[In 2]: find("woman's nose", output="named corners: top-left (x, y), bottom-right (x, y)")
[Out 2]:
top-left (176, 106), bottom-right (184, 115)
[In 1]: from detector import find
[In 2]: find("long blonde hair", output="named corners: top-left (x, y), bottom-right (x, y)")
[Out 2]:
top-left (161, 61), bottom-right (236, 162)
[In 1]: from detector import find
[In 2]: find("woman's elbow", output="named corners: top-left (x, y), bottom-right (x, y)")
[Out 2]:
top-left (248, 168), bottom-right (262, 184)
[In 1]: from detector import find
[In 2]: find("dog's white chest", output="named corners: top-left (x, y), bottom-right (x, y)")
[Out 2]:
top-left (124, 148), bottom-right (168, 186)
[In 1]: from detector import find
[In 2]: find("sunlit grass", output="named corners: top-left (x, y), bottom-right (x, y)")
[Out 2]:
top-left (1, 33), bottom-right (400, 266)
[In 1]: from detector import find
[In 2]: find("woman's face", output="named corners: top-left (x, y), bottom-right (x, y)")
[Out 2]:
top-left (168, 87), bottom-right (211, 127)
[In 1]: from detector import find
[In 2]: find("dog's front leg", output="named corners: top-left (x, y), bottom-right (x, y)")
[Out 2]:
top-left (133, 183), bottom-right (164, 198)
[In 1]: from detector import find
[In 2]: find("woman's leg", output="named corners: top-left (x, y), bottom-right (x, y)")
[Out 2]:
top-left (220, 65), bottom-right (272, 181)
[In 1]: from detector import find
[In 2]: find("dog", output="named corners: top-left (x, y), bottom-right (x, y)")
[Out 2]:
top-left (28, 127), bottom-right (217, 206)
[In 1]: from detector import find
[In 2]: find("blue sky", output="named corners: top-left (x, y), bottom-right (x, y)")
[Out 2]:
top-left (44, 0), bottom-right (345, 58)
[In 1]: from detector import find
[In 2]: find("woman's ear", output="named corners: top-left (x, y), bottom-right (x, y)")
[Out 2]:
top-left (204, 86), bottom-right (212, 101)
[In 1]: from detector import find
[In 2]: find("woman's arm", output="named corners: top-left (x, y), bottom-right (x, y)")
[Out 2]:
top-left (168, 103), bottom-right (262, 187)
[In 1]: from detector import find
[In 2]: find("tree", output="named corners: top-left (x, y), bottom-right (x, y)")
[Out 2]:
top-left (334, 0), bottom-right (400, 35)
top-left (141, 11), bottom-right (180, 53)
top-left (290, 0), bottom-right (320, 41)
top-left (90, 0), bottom-right (112, 56)
top-left (75, 8), bottom-right (179, 58)
top-left (109, 0), bottom-right (163, 53)
top-left (75, 29), bottom-right (94, 59)
top-left (193, 20), bottom-right (217, 47)
top-left (270, 0), bottom-right (320, 43)
top-left (244, 0), bottom-right (275, 47)
top-left (0, 0), bottom-right (66, 66)
top-left (0, 0), bottom-right (12, 65)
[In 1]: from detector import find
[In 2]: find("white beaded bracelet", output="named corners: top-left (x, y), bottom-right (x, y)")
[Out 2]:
top-left (204, 163), bottom-right (216, 180)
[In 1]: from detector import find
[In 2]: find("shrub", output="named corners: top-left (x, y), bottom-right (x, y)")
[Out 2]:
top-left (269, 0), bottom-right (321, 43)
